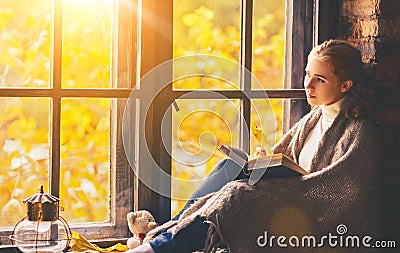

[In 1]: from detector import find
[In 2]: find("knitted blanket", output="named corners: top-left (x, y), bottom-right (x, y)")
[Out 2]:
top-left (146, 105), bottom-right (382, 252)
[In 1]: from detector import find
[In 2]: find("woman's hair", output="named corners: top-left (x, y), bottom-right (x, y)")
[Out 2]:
top-left (308, 39), bottom-right (375, 119)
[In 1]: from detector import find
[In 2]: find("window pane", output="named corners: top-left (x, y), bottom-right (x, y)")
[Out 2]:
top-left (173, 75), bottom-right (239, 91)
top-left (171, 99), bottom-right (240, 216)
top-left (62, 0), bottom-right (113, 88)
top-left (250, 99), bottom-right (283, 154)
top-left (252, 0), bottom-right (285, 89)
top-left (0, 97), bottom-right (50, 227)
top-left (60, 98), bottom-right (110, 223)
top-left (173, 0), bottom-right (241, 90)
top-left (0, 0), bottom-right (51, 88)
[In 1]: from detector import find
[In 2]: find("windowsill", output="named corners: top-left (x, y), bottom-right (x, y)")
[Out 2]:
top-left (0, 238), bottom-right (129, 253)
top-left (88, 238), bottom-right (128, 248)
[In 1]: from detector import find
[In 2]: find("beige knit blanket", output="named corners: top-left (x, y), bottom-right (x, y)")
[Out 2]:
top-left (146, 105), bottom-right (382, 252)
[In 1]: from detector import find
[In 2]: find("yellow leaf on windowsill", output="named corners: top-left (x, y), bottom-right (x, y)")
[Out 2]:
top-left (69, 231), bottom-right (129, 252)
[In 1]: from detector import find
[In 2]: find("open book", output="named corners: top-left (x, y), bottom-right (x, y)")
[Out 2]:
top-left (218, 144), bottom-right (309, 178)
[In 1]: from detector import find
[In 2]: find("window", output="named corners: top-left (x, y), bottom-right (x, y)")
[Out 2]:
top-left (136, 0), bottom-right (322, 223)
top-left (1, 0), bottom-right (334, 245)
top-left (0, 0), bottom-right (136, 244)
top-left (168, 0), bottom-right (312, 216)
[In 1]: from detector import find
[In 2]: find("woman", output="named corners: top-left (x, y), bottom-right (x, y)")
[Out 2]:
top-left (130, 39), bottom-right (381, 253)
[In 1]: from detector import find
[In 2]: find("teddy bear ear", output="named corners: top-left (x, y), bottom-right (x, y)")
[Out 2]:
top-left (127, 212), bottom-right (136, 222)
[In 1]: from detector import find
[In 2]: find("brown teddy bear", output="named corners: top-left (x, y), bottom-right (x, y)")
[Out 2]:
top-left (126, 210), bottom-right (158, 249)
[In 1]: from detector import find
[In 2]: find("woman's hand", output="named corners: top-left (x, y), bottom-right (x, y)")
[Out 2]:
top-left (252, 147), bottom-right (267, 158)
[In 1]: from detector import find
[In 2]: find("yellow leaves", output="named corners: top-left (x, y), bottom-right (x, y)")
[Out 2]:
top-left (0, 97), bottom-right (110, 225)
top-left (70, 231), bottom-right (129, 252)
top-left (182, 7), bottom-right (214, 27)
top-left (0, 99), bottom-right (50, 155)
top-left (176, 6), bottom-right (240, 62)
top-left (8, 117), bottom-right (36, 137)
top-left (96, 116), bottom-right (110, 132)
top-left (0, 98), bottom-right (51, 227)
top-left (61, 0), bottom-right (112, 89)
top-left (174, 100), bottom-right (238, 149)
top-left (59, 99), bottom-right (110, 223)
top-left (33, 128), bottom-right (49, 143)
top-left (0, 171), bottom-right (48, 226)
top-left (0, 182), bottom-right (11, 202)
top-left (70, 231), bottom-right (100, 252)
top-left (62, 176), bottom-right (110, 223)
top-left (0, 1), bottom-right (52, 88)
top-left (175, 171), bottom-right (191, 181)
top-left (0, 7), bottom-right (13, 29)
top-left (252, 124), bottom-right (264, 146)
top-left (26, 15), bottom-right (37, 30)
top-left (1, 198), bottom-right (24, 226)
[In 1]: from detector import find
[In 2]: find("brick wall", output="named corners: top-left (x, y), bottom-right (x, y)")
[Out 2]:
top-left (339, 0), bottom-right (400, 239)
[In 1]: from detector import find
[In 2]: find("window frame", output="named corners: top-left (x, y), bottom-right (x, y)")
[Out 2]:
top-left (136, 0), bottom-right (335, 223)
top-left (0, 0), bottom-right (138, 245)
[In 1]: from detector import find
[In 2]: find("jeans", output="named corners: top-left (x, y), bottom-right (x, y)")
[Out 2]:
top-left (149, 157), bottom-right (248, 253)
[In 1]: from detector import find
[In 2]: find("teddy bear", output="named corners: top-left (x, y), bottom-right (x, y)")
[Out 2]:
top-left (126, 210), bottom-right (158, 249)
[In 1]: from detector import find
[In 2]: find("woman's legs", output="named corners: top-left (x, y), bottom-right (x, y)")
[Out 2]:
top-left (148, 216), bottom-right (209, 253)
top-left (146, 158), bottom-right (246, 253)
top-left (172, 158), bottom-right (247, 220)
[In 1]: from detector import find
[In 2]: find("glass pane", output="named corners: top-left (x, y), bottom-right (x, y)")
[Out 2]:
top-left (62, 0), bottom-right (113, 88)
top-left (250, 99), bottom-right (283, 155)
top-left (0, 98), bottom-right (50, 227)
top-left (173, 0), bottom-right (241, 90)
top-left (252, 0), bottom-right (285, 89)
top-left (0, 0), bottom-right (51, 88)
top-left (171, 99), bottom-right (240, 216)
top-left (173, 75), bottom-right (239, 90)
top-left (60, 98), bottom-right (110, 223)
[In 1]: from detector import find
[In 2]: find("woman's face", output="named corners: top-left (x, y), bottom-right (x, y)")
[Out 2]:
top-left (304, 57), bottom-right (346, 106)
